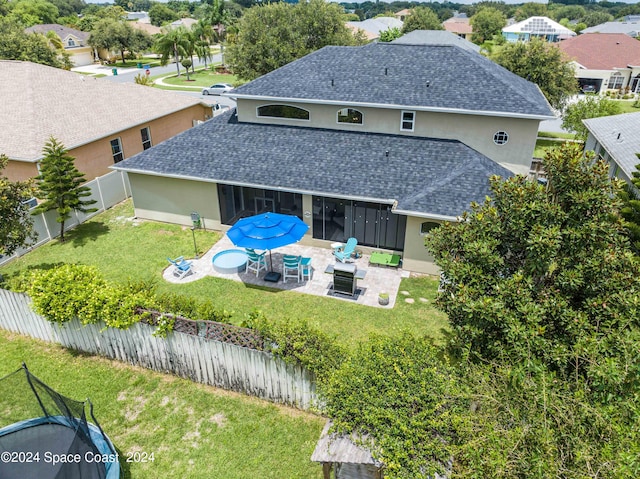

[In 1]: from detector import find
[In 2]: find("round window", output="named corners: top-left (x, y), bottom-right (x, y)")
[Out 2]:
top-left (493, 131), bottom-right (509, 145)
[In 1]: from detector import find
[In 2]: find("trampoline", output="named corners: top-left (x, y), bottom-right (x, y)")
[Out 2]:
top-left (0, 364), bottom-right (120, 479)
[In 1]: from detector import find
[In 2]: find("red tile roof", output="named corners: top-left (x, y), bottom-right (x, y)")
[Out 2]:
top-left (557, 33), bottom-right (640, 69)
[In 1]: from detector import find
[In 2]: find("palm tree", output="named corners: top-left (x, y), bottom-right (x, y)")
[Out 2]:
top-left (43, 30), bottom-right (73, 70)
top-left (193, 18), bottom-right (214, 70)
top-left (209, 0), bottom-right (230, 67)
top-left (154, 26), bottom-right (189, 76)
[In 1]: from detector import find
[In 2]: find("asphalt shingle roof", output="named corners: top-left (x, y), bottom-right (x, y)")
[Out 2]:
top-left (0, 61), bottom-right (205, 161)
top-left (584, 112), bottom-right (640, 179)
top-left (391, 30), bottom-right (480, 53)
top-left (113, 110), bottom-right (513, 219)
top-left (25, 24), bottom-right (90, 42)
top-left (557, 33), bottom-right (640, 70)
top-left (581, 21), bottom-right (640, 36)
top-left (231, 43), bottom-right (553, 118)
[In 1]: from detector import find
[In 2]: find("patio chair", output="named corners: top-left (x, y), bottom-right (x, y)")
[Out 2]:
top-left (333, 237), bottom-right (358, 263)
top-left (246, 250), bottom-right (267, 277)
top-left (167, 256), bottom-right (193, 279)
top-left (299, 257), bottom-right (312, 282)
top-left (282, 255), bottom-right (301, 283)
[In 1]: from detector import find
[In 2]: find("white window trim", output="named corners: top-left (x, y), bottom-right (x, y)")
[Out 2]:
top-left (336, 108), bottom-right (364, 126)
top-left (256, 104), bottom-right (310, 122)
top-left (141, 127), bottom-right (152, 150)
top-left (493, 131), bottom-right (509, 146)
top-left (400, 110), bottom-right (415, 132)
top-left (110, 138), bottom-right (124, 163)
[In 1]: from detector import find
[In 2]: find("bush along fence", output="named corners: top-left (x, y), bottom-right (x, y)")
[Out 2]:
top-left (0, 170), bottom-right (130, 267)
top-left (0, 288), bottom-right (317, 410)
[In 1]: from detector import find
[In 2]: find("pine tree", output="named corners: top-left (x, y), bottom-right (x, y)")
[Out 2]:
top-left (32, 137), bottom-right (97, 242)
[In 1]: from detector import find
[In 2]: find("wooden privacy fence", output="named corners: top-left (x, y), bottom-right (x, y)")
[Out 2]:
top-left (0, 289), bottom-right (317, 410)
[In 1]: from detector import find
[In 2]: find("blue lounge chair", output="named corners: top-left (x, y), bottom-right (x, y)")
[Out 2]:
top-left (299, 257), bottom-right (312, 281)
top-left (246, 250), bottom-right (267, 277)
top-left (167, 256), bottom-right (193, 279)
top-left (333, 237), bottom-right (357, 263)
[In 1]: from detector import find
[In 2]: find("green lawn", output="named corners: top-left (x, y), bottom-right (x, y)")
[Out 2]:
top-left (615, 99), bottom-right (640, 114)
top-left (155, 67), bottom-right (239, 89)
top-left (0, 200), bottom-right (449, 347)
top-left (0, 329), bottom-right (324, 479)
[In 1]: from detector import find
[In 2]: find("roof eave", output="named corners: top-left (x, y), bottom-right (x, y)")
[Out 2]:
top-left (226, 94), bottom-right (555, 121)
top-left (110, 167), bottom-right (402, 208)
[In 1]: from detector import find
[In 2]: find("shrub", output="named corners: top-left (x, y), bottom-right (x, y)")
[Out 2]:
top-left (242, 310), bottom-right (346, 382)
top-left (28, 264), bottom-right (106, 324)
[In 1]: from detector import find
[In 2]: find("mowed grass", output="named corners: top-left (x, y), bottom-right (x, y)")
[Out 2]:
top-left (0, 200), bottom-right (449, 347)
top-left (157, 67), bottom-right (238, 89)
top-left (0, 329), bottom-right (324, 479)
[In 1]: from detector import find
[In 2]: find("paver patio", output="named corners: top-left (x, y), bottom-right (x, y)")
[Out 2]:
top-left (163, 236), bottom-right (409, 308)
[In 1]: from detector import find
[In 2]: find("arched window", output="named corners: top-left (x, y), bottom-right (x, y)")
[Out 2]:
top-left (337, 108), bottom-right (363, 124)
top-left (67, 38), bottom-right (76, 47)
top-left (257, 105), bottom-right (309, 121)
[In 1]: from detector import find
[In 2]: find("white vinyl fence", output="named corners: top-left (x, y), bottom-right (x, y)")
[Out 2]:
top-left (0, 171), bottom-right (131, 267)
top-left (0, 289), bottom-right (317, 410)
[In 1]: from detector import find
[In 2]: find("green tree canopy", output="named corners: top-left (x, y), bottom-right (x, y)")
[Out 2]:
top-left (513, 2), bottom-right (547, 21)
top-left (427, 143), bottom-right (640, 397)
top-left (492, 38), bottom-right (578, 110)
top-left (469, 7), bottom-right (506, 45)
top-left (89, 18), bottom-right (152, 64)
top-left (154, 26), bottom-right (191, 76)
top-left (32, 137), bottom-right (97, 242)
top-left (149, 3), bottom-right (179, 27)
top-left (619, 156), bottom-right (640, 255)
top-left (581, 10), bottom-right (613, 27)
top-left (322, 334), bottom-right (467, 479)
top-left (378, 26), bottom-right (403, 42)
top-left (561, 96), bottom-right (622, 141)
top-left (0, 18), bottom-right (62, 67)
top-left (0, 155), bottom-right (37, 257)
top-left (7, 0), bottom-right (59, 27)
top-left (400, 6), bottom-right (442, 34)
top-left (227, 0), bottom-right (363, 81)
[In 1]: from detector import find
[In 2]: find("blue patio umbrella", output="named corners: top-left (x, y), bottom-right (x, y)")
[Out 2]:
top-left (226, 212), bottom-right (309, 275)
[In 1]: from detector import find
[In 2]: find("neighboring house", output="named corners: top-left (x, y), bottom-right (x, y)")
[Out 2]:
top-left (392, 29), bottom-right (480, 53)
top-left (111, 41), bottom-right (553, 274)
top-left (0, 61), bottom-right (215, 183)
top-left (557, 34), bottom-right (640, 94)
top-left (502, 16), bottom-right (576, 42)
top-left (580, 21), bottom-right (640, 37)
top-left (584, 112), bottom-right (640, 184)
top-left (169, 18), bottom-right (198, 30)
top-left (395, 9), bottom-right (412, 22)
top-left (130, 21), bottom-right (162, 36)
top-left (127, 11), bottom-right (149, 21)
top-left (346, 17), bottom-right (403, 41)
top-left (24, 24), bottom-right (93, 66)
top-left (442, 13), bottom-right (473, 41)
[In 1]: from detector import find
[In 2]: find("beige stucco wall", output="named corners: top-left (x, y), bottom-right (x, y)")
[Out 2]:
top-left (5, 105), bottom-right (210, 182)
top-left (236, 99), bottom-right (539, 172)
top-left (401, 216), bottom-right (441, 275)
top-left (2, 161), bottom-right (38, 182)
top-left (128, 173), bottom-right (221, 228)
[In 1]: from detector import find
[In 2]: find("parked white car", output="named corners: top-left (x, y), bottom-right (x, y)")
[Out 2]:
top-left (202, 83), bottom-right (234, 96)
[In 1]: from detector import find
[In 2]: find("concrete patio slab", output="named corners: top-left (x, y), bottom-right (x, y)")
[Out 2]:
top-left (163, 236), bottom-right (409, 308)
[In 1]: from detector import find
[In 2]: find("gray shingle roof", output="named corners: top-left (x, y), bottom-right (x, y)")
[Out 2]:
top-left (25, 24), bottom-right (90, 42)
top-left (581, 21), bottom-right (640, 36)
top-left (392, 30), bottom-right (480, 53)
top-left (584, 112), bottom-right (640, 179)
top-left (0, 61), bottom-right (205, 161)
top-left (113, 110), bottom-right (513, 219)
top-left (231, 43), bottom-right (554, 118)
